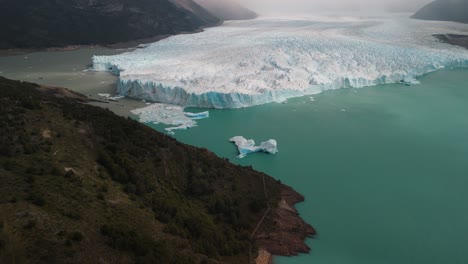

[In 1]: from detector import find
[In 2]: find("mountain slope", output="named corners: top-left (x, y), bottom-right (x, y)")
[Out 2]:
top-left (412, 0), bottom-right (468, 23)
top-left (0, 0), bottom-right (220, 49)
top-left (0, 77), bottom-right (314, 263)
top-left (194, 0), bottom-right (257, 21)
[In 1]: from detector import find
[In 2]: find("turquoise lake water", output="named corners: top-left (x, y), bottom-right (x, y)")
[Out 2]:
top-left (2, 49), bottom-right (468, 264)
top-left (149, 68), bottom-right (468, 264)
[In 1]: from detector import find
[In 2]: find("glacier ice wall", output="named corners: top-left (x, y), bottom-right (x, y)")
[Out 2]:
top-left (93, 14), bottom-right (468, 108)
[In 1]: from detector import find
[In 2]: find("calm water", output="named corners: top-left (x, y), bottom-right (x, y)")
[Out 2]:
top-left (151, 68), bottom-right (468, 264)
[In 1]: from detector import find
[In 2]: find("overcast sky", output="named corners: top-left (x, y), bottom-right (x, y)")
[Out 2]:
top-left (234, 0), bottom-right (434, 14)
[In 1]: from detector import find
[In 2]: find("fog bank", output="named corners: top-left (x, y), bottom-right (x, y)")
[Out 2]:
top-left (228, 0), bottom-right (433, 14)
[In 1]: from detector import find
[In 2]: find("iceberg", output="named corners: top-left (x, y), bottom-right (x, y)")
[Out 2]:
top-left (229, 136), bottom-right (278, 158)
top-left (93, 14), bottom-right (468, 108)
top-left (131, 103), bottom-right (209, 134)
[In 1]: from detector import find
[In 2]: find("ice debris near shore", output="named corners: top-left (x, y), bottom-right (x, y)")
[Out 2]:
top-left (131, 103), bottom-right (209, 134)
top-left (92, 14), bottom-right (468, 108)
top-left (97, 93), bottom-right (125, 101)
top-left (229, 136), bottom-right (278, 158)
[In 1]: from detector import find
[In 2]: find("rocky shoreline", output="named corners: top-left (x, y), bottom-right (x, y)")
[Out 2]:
top-left (256, 185), bottom-right (316, 262)
top-left (0, 23), bottom-right (221, 57)
top-left (434, 34), bottom-right (468, 49)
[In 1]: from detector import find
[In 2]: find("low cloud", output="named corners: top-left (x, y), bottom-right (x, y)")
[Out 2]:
top-left (229, 0), bottom-right (433, 14)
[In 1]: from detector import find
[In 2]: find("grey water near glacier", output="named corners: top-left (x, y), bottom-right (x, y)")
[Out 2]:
top-left (155, 68), bottom-right (468, 264)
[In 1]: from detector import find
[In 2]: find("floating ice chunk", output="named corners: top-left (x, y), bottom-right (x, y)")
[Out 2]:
top-left (310, 96), bottom-right (315, 102)
top-left (109, 95), bottom-right (125, 101)
top-left (131, 103), bottom-right (209, 134)
top-left (184, 111), bottom-right (209, 119)
top-left (229, 136), bottom-right (278, 158)
top-left (97, 93), bottom-right (111, 98)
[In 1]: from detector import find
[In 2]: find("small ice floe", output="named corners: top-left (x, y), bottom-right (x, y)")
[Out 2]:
top-left (184, 111), bottom-right (209, 120)
top-left (131, 103), bottom-right (209, 134)
top-left (229, 136), bottom-right (278, 159)
top-left (108, 95), bottom-right (125, 101)
top-left (341, 109), bottom-right (347, 112)
top-left (310, 96), bottom-right (315, 102)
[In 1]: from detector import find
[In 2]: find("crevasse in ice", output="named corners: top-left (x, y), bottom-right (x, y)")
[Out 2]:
top-left (93, 14), bottom-right (468, 108)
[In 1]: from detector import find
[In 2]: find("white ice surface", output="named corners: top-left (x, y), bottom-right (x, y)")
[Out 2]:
top-left (229, 136), bottom-right (278, 158)
top-left (93, 14), bottom-right (468, 108)
top-left (131, 104), bottom-right (209, 134)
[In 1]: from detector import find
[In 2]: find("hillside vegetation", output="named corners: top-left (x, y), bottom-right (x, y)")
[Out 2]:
top-left (0, 77), bottom-right (308, 263)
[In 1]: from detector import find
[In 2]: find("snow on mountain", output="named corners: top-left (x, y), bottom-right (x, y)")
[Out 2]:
top-left (93, 14), bottom-right (468, 108)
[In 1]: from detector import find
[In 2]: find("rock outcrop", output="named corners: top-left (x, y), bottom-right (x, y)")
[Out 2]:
top-left (256, 186), bottom-right (316, 256)
top-left (412, 0), bottom-right (468, 23)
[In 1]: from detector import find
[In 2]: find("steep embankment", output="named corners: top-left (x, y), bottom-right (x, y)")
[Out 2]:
top-left (0, 77), bottom-right (314, 263)
top-left (0, 0), bottom-right (219, 49)
top-left (412, 0), bottom-right (468, 23)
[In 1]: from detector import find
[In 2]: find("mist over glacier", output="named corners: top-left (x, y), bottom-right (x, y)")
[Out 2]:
top-left (220, 0), bottom-right (432, 14)
top-left (93, 14), bottom-right (468, 108)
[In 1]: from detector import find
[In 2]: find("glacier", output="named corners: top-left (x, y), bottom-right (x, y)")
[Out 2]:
top-left (93, 14), bottom-right (468, 108)
top-left (130, 103), bottom-right (209, 134)
top-left (229, 136), bottom-right (278, 158)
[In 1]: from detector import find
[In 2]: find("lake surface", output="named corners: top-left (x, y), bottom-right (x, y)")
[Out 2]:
top-left (2, 45), bottom-right (468, 264)
top-left (152, 68), bottom-right (468, 264)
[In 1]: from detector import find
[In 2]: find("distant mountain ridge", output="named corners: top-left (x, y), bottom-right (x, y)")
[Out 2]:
top-left (412, 0), bottom-right (468, 23)
top-left (195, 0), bottom-right (257, 21)
top-left (0, 0), bottom-right (220, 49)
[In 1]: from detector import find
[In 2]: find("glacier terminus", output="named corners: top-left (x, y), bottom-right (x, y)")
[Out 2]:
top-left (93, 14), bottom-right (468, 109)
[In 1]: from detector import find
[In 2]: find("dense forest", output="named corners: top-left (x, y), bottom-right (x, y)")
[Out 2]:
top-left (0, 77), bottom-right (313, 263)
